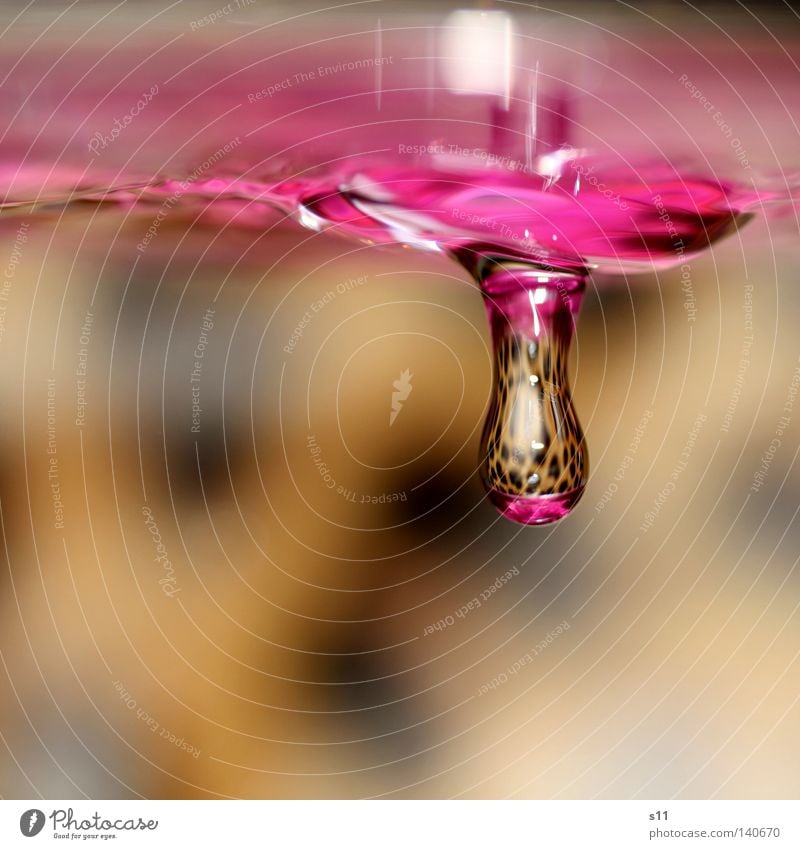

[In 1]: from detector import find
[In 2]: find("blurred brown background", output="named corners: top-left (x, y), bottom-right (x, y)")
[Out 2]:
top-left (0, 0), bottom-right (798, 799)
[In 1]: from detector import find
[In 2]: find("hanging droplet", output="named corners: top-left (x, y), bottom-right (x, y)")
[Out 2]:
top-left (459, 255), bottom-right (589, 525)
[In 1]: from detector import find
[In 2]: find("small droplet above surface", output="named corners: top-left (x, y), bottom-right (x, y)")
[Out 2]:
top-left (465, 258), bottom-right (589, 525)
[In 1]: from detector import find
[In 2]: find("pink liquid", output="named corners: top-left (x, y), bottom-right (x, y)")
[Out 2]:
top-left (0, 151), bottom-right (762, 525)
top-left (282, 157), bottom-right (755, 522)
top-left (0, 19), bottom-right (794, 527)
top-left (123, 155), bottom-right (756, 523)
top-left (283, 156), bottom-right (753, 272)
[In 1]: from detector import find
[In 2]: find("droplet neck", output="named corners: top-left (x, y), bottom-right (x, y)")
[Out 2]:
top-left (462, 257), bottom-right (589, 525)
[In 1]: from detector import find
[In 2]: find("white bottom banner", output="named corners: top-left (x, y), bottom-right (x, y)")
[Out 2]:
top-left (1, 800), bottom-right (797, 847)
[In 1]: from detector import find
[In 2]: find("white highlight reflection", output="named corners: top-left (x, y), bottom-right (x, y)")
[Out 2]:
top-left (440, 10), bottom-right (513, 108)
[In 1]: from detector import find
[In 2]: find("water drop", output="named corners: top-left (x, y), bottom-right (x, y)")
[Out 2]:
top-left (459, 255), bottom-right (588, 525)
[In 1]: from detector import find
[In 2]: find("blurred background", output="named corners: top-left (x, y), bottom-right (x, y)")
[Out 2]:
top-left (0, 0), bottom-right (799, 799)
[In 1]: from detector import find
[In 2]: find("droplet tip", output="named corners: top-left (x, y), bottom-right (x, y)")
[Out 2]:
top-left (486, 486), bottom-right (585, 525)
